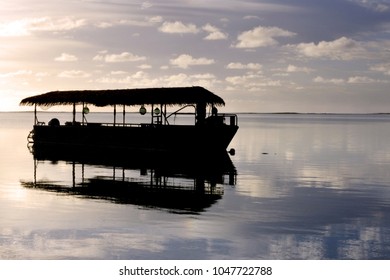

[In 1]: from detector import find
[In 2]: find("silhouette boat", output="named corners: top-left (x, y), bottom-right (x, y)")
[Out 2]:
top-left (20, 86), bottom-right (238, 155)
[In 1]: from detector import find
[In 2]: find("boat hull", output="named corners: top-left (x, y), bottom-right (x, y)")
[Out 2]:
top-left (31, 123), bottom-right (238, 155)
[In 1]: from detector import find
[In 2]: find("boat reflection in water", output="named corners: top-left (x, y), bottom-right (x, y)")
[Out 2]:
top-left (22, 145), bottom-right (236, 213)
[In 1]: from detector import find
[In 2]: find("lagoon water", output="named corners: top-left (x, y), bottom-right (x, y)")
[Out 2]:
top-left (1, 112), bottom-right (390, 259)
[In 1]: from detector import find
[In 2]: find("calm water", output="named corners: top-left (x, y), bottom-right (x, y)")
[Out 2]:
top-left (1, 112), bottom-right (390, 259)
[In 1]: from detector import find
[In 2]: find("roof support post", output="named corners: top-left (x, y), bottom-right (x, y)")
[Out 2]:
top-left (122, 105), bottom-right (125, 126)
top-left (151, 104), bottom-right (154, 124)
top-left (160, 104), bottom-right (163, 125)
top-left (113, 104), bottom-right (117, 126)
top-left (82, 102), bottom-right (85, 125)
top-left (163, 104), bottom-right (167, 125)
top-left (34, 104), bottom-right (37, 125)
top-left (72, 161), bottom-right (76, 188)
top-left (72, 103), bottom-right (76, 123)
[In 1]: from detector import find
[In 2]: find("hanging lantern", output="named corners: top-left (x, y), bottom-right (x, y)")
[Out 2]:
top-left (154, 107), bottom-right (160, 115)
top-left (40, 104), bottom-right (52, 111)
top-left (139, 105), bottom-right (146, 115)
top-left (83, 106), bottom-right (90, 114)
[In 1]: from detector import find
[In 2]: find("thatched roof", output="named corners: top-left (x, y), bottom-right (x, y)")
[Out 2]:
top-left (20, 86), bottom-right (225, 107)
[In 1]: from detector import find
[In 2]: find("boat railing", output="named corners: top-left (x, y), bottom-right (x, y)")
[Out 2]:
top-left (61, 121), bottom-right (143, 128)
top-left (43, 113), bottom-right (238, 128)
top-left (99, 114), bottom-right (238, 127)
top-left (100, 122), bottom-right (142, 128)
top-left (223, 113), bottom-right (238, 126)
top-left (68, 122), bottom-right (167, 128)
top-left (211, 113), bottom-right (238, 126)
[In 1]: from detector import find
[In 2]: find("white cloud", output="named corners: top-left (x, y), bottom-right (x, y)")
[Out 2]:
top-left (286, 64), bottom-right (313, 73)
top-left (370, 63), bottom-right (390, 75)
top-left (95, 22), bottom-right (113, 29)
top-left (163, 73), bottom-right (220, 88)
top-left (233, 26), bottom-right (296, 48)
top-left (0, 19), bottom-right (31, 37)
top-left (32, 17), bottom-right (87, 32)
top-left (131, 71), bottom-right (148, 79)
top-left (54, 53), bottom-right (78, 62)
top-left (313, 76), bottom-right (345, 84)
top-left (170, 54), bottom-right (215, 69)
top-left (138, 64), bottom-right (152, 69)
top-left (35, 72), bottom-right (49, 79)
top-left (202, 24), bottom-right (228, 40)
top-left (347, 76), bottom-right (387, 83)
top-left (118, 18), bottom-right (159, 27)
top-left (348, 0), bottom-right (390, 12)
top-left (95, 74), bottom-right (143, 85)
top-left (148, 16), bottom-right (163, 24)
top-left (57, 70), bottom-right (91, 78)
top-left (0, 17), bottom-right (86, 37)
top-left (347, 76), bottom-right (375, 83)
top-left (226, 72), bottom-right (282, 91)
top-left (141, 1), bottom-right (153, 9)
top-left (243, 15), bottom-right (262, 20)
top-left (110, 71), bottom-right (128, 75)
top-left (163, 73), bottom-right (190, 86)
top-left (95, 16), bottom-right (163, 29)
top-left (226, 62), bottom-right (262, 70)
top-left (159, 21), bottom-right (199, 34)
top-left (0, 70), bottom-right (50, 84)
top-left (294, 37), bottom-right (366, 60)
top-left (0, 70), bottom-right (32, 78)
top-left (94, 71), bottom-right (219, 89)
top-left (314, 75), bottom-right (388, 85)
top-left (190, 73), bottom-right (216, 79)
top-left (93, 52), bottom-right (146, 63)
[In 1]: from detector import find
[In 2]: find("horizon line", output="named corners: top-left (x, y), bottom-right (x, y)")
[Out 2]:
top-left (2, 110), bottom-right (390, 115)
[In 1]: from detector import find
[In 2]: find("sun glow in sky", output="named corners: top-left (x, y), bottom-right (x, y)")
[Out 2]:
top-left (1, 0), bottom-right (390, 112)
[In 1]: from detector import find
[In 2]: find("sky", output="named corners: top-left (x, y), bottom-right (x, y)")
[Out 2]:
top-left (1, 0), bottom-right (390, 113)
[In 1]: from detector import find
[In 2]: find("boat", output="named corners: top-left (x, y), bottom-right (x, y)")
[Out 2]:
top-left (20, 86), bottom-right (238, 156)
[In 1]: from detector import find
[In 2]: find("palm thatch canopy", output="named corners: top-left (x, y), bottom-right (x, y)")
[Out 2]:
top-left (20, 86), bottom-right (225, 107)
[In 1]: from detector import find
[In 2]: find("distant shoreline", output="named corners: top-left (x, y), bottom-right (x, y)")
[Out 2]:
top-left (235, 112), bottom-right (390, 115)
